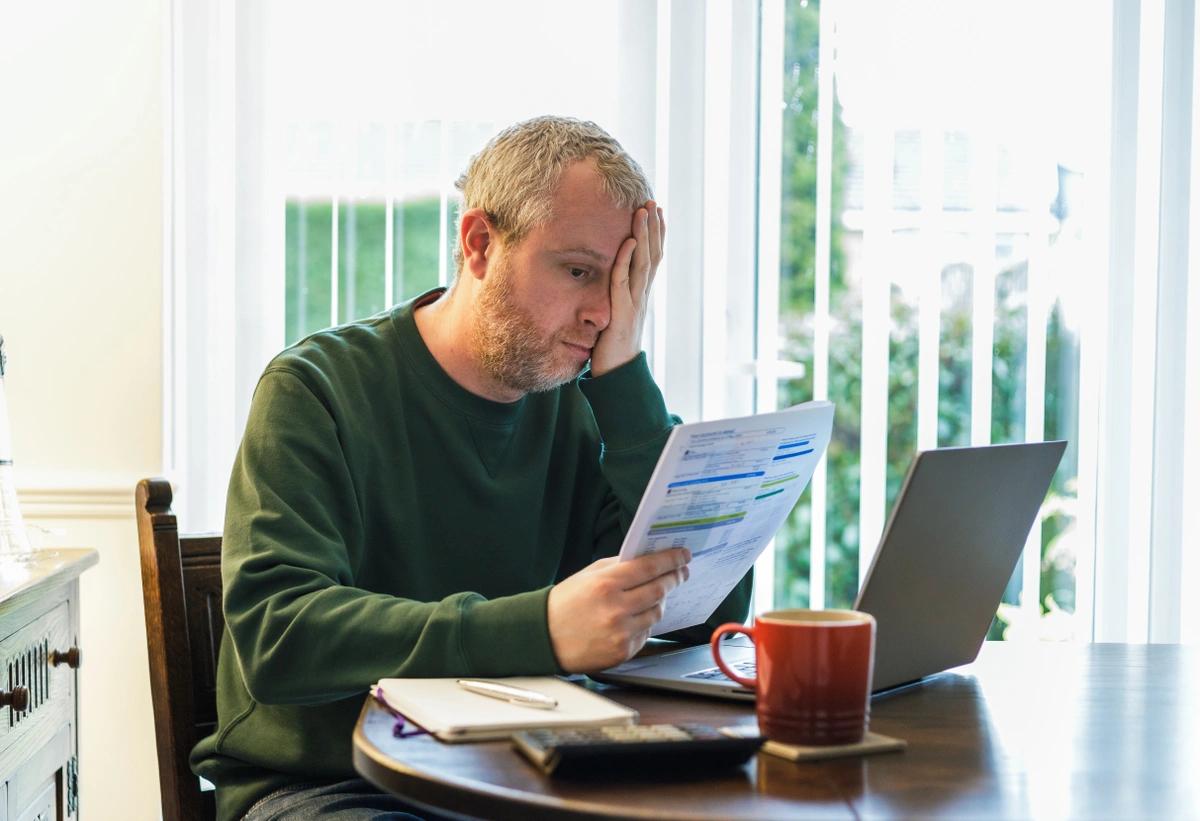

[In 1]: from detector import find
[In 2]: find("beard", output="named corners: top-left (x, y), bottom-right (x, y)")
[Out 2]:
top-left (470, 259), bottom-right (589, 395)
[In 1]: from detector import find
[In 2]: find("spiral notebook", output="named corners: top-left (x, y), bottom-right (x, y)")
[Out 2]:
top-left (373, 676), bottom-right (638, 742)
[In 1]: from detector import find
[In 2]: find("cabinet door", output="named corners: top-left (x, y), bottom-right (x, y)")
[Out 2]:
top-left (0, 601), bottom-right (73, 764)
top-left (6, 727), bottom-right (70, 821)
top-left (11, 775), bottom-right (52, 821)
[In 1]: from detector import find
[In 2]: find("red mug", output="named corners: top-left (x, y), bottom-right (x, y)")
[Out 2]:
top-left (711, 609), bottom-right (876, 746)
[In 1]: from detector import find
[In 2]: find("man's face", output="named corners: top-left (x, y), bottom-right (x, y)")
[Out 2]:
top-left (470, 161), bottom-right (633, 395)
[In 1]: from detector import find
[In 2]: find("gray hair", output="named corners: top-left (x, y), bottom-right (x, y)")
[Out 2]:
top-left (453, 115), bottom-right (653, 272)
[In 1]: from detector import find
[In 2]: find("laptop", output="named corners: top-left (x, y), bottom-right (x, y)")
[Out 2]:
top-left (592, 441), bottom-right (1067, 700)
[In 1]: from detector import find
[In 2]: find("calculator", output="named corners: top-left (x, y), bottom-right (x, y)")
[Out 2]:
top-left (511, 723), bottom-right (764, 777)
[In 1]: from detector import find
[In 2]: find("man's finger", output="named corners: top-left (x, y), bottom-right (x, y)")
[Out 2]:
top-left (607, 547), bottom-right (690, 588)
top-left (609, 235), bottom-right (637, 303)
top-left (630, 604), bottom-right (666, 636)
top-left (646, 200), bottom-right (662, 267)
top-left (622, 566), bottom-right (684, 612)
top-left (648, 206), bottom-right (665, 291)
top-left (628, 207), bottom-right (650, 299)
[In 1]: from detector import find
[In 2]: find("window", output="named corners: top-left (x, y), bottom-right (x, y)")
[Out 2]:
top-left (170, 0), bottom-right (1200, 643)
top-left (169, 0), bottom-right (656, 529)
top-left (754, 0), bottom-right (1200, 642)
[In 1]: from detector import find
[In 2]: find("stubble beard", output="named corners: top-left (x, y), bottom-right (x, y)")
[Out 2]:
top-left (470, 260), bottom-right (586, 396)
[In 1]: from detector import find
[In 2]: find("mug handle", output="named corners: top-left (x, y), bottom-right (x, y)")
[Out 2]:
top-left (710, 623), bottom-right (757, 689)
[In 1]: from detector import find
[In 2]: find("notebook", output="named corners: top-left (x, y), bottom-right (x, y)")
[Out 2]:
top-left (373, 676), bottom-right (638, 742)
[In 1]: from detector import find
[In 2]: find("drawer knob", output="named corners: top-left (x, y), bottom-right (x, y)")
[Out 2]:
top-left (0, 686), bottom-right (29, 712)
top-left (49, 647), bottom-right (81, 669)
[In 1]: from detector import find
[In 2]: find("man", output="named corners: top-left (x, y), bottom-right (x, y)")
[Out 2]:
top-left (192, 116), bottom-right (752, 820)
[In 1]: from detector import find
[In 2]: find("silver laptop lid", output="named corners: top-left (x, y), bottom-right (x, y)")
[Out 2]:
top-left (856, 441), bottom-right (1066, 691)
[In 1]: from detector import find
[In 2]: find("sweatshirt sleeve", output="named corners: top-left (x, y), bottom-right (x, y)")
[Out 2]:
top-left (221, 369), bottom-right (559, 706)
top-left (576, 353), bottom-right (678, 536)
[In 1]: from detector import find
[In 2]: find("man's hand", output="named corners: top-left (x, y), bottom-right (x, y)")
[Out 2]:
top-left (589, 201), bottom-right (665, 377)
top-left (546, 546), bottom-right (690, 673)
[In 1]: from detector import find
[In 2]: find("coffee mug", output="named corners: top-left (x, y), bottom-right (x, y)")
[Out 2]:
top-left (711, 609), bottom-right (876, 746)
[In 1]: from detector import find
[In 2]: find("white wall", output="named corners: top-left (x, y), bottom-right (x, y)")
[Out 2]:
top-left (0, 1), bottom-right (165, 818)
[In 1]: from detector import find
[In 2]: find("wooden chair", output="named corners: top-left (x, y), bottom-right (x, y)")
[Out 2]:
top-left (136, 478), bottom-right (223, 821)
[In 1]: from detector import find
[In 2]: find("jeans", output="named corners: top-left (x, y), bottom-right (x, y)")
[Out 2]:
top-left (241, 778), bottom-right (453, 820)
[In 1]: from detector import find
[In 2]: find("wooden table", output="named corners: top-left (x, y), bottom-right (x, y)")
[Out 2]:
top-left (353, 642), bottom-right (1200, 819)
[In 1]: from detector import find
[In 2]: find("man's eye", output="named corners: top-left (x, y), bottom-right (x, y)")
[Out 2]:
top-left (569, 267), bottom-right (590, 280)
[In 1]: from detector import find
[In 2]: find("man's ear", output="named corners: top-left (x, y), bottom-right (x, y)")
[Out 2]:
top-left (459, 208), bottom-right (494, 281)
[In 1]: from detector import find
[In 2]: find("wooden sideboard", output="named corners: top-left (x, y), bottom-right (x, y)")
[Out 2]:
top-left (0, 550), bottom-right (96, 821)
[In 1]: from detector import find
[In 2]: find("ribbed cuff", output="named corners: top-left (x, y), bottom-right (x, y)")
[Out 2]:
top-left (578, 353), bottom-right (673, 451)
top-left (459, 586), bottom-right (563, 675)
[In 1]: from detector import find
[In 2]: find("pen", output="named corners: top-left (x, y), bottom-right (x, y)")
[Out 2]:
top-left (457, 679), bottom-right (558, 710)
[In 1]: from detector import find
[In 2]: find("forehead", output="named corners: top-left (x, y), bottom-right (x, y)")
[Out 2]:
top-left (525, 161), bottom-right (634, 260)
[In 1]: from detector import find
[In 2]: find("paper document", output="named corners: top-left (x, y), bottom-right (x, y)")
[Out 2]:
top-left (618, 401), bottom-right (834, 635)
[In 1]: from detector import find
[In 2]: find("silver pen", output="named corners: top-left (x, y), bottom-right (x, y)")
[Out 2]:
top-left (456, 679), bottom-right (558, 710)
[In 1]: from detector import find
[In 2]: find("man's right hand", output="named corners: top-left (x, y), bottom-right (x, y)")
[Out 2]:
top-left (546, 547), bottom-right (691, 673)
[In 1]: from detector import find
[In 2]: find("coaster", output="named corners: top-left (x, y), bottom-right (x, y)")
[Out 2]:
top-left (759, 731), bottom-right (907, 762)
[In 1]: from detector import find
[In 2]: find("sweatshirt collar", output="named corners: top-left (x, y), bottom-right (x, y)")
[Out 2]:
top-left (391, 288), bottom-right (527, 426)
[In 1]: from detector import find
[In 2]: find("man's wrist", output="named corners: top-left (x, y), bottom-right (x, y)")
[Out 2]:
top-left (588, 357), bottom-right (633, 379)
top-left (578, 353), bottom-right (674, 450)
top-left (588, 343), bottom-right (639, 378)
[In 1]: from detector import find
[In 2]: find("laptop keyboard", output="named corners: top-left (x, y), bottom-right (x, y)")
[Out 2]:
top-left (683, 659), bottom-right (756, 682)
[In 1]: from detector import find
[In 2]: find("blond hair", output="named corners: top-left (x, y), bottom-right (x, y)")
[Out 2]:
top-left (453, 116), bottom-right (653, 273)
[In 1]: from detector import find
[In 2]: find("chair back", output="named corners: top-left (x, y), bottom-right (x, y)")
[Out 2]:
top-left (136, 478), bottom-right (223, 821)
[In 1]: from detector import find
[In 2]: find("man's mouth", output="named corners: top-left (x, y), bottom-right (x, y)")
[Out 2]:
top-left (563, 341), bottom-right (593, 358)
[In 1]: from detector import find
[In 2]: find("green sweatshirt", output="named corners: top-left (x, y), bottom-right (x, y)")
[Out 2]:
top-left (190, 289), bottom-right (752, 820)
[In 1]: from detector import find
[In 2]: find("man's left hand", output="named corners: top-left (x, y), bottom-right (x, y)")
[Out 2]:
top-left (589, 201), bottom-right (664, 377)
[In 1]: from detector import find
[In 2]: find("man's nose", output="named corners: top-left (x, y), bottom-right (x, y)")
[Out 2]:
top-left (580, 289), bottom-right (611, 332)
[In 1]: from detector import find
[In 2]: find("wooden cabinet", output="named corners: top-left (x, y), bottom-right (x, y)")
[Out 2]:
top-left (0, 551), bottom-right (96, 821)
